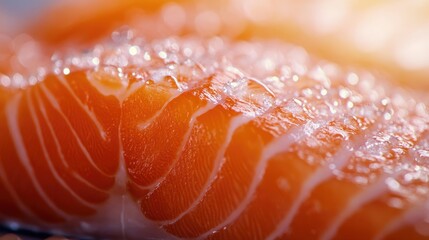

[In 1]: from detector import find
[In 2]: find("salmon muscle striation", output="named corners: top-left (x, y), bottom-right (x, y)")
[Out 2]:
top-left (0, 32), bottom-right (428, 239)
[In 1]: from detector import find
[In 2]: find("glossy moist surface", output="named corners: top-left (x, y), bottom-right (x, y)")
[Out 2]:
top-left (0, 32), bottom-right (429, 239)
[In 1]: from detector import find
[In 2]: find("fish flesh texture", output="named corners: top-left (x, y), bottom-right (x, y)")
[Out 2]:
top-left (0, 28), bottom-right (429, 240)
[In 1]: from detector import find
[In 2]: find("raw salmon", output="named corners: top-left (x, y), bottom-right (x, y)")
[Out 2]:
top-left (1, 0), bottom-right (429, 239)
top-left (0, 30), bottom-right (429, 239)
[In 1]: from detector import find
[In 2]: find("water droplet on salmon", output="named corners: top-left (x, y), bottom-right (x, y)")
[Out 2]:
top-left (143, 52), bottom-right (151, 61)
top-left (158, 51), bottom-right (167, 59)
top-left (387, 197), bottom-right (404, 209)
top-left (385, 177), bottom-right (401, 192)
top-left (62, 67), bottom-right (70, 75)
top-left (111, 27), bottom-right (134, 43)
top-left (292, 74), bottom-right (299, 82)
top-left (128, 46), bottom-right (140, 56)
top-left (0, 74), bottom-right (11, 87)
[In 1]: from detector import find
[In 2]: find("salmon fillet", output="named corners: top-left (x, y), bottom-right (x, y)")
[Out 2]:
top-left (0, 30), bottom-right (428, 239)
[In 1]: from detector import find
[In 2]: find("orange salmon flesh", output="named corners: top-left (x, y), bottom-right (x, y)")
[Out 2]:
top-left (0, 1), bottom-right (429, 240)
top-left (0, 35), bottom-right (428, 239)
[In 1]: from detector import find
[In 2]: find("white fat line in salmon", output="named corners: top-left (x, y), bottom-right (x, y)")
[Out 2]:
top-left (146, 102), bottom-right (220, 196)
top-left (130, 65), bottom-right (251, 191)
top-left (266, 107), bottom-right (389, 240)
top-left (161, 114), bottom-right (253, 226)
top-left (136, 89), bottom-right (182, 131)
top-left (118, 85), bottom-right (183, 191)
top-left (5, 94), bottom-right (72, 221)
top-left (26, 91), bottom-right (99, 210)
top-left (38, 84), bottom-right (114, 178)
top-left (320, 128), bottom-right (429, 240)
top-left (128, 77), bottom-right (215, 190)
top-left (33, 90), bottom-right (108, 193)
top-left (57, 75), bottom-right (107, 141)
top-left (163, 81), bottom-right (359, 236)
top-left (321, 173), bottom-right (403, 240)
top-left (197, 90), bottom-right (356, 238)
top-left (0, 155), bottom-right (40, 223)
top-left (198, 117), bottom-right (332, 239)
top-left (115, 92), bottom-right (127, 240)
top-left (375, 199), bottom-right (429, 240)
top-left (76, 100), bottom-right (177, 240)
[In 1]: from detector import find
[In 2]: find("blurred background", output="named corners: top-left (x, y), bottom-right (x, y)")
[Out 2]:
top-left (0, 0), bottom-right (429, 84)
top-left (1, 0), bottom-right (429, 88)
